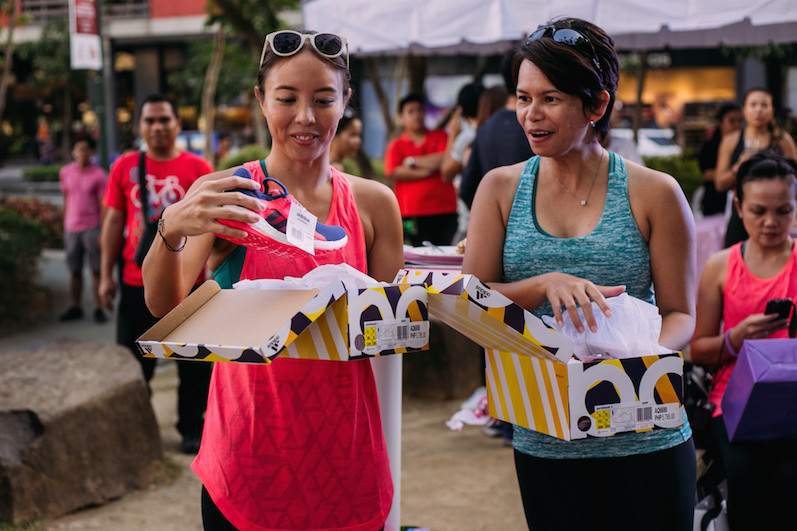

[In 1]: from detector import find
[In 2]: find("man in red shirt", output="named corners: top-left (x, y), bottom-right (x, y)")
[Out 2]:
top-left (99, 94), bottom-right (213, 454)
top-left (384, 93), bottom-right (458, 246)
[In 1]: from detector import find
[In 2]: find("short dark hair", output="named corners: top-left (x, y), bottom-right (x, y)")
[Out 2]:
top-left (73, 135), bottom-right (96, 151)
top-left (514, 17), bottom-right (619, 142)
top-left (736, 150), bottom-right (797, 203)
top-left (398, 93), bottom-right (424, 114)
top-left (139, 94), bottom-right (179, 120)
top-left (716, 102), bottom-right (741, 122)
top-left (457, 82), bottom-right (485, 119)
top-left (336, 105), bottom-right (360, 135)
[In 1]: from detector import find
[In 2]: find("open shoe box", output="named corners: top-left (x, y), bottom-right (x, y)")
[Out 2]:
top-left (137, 279), bottom-right (430, 364)
top-left (394, 269), bottom-right (685, 440)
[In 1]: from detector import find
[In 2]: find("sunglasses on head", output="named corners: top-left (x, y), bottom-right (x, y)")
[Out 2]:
top-left (260, 30), bottom-right (349, 69)
top-left (526, 25), bottom-right (602, 73)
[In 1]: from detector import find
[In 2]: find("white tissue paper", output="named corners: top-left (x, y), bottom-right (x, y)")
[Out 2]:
top-left (445, 386), bottom-right (499, 431)
top-left (232, 263), bottom-right (390, 291)
top-left (541, 292), bottom-right (671, 360)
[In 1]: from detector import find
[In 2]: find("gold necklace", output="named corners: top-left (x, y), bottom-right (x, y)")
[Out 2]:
top-left (545, 149), bottom-right (605, 206)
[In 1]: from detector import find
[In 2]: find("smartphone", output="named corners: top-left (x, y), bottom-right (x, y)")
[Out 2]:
top-left (765, 298), bottom-right (793, 321)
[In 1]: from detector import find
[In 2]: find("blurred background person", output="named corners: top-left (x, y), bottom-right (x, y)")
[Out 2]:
top-left (59, 136), bottom-right (108, 323)
top-left (697, 103), bottom-right (743, 217)
top-left (385, 93), bottom-right (457, 246)
top-left (442, 81), bottom-right (484, 244)
top-left (716, 87), bottom-right (797, 247)
top-left (460, 48), bottom-right (533, 210)
top-left (329, 106), bottom-right (362, 173)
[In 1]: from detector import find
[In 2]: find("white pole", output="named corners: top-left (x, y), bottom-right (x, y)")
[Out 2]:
top-left (370, 354), bottom-right (402, 531)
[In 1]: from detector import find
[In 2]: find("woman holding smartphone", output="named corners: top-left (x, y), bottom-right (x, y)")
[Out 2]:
top-left (690, 151), bottom-right (797, 530)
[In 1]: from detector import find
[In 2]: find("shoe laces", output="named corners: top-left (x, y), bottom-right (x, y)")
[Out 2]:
top-left (262, 177), bottom-right (289, 200)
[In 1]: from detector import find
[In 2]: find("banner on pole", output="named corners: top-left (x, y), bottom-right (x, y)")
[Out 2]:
top-left (69, 0), bottom-right (102, 71)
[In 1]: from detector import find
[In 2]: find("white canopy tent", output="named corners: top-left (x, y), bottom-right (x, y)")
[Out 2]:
top-left (303, 0), bottom-right (797, 54)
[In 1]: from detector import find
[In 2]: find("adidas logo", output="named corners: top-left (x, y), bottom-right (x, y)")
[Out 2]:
top-left (267, 336), bottom-right (282, 352)
top-left (475, 285), bottom-right (490, 300)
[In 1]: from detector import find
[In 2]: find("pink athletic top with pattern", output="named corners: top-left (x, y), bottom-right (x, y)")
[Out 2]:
top-left (192, 163), bottom-right (393, 531)
top-left (709, 241), bottom-right (797, 416)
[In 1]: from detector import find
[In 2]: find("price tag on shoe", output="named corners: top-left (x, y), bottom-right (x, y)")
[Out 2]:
top-left (287, 201), bottom-right (317, 255)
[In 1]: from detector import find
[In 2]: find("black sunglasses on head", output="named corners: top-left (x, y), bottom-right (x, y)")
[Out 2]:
top-left (526, 25), bottom-right (602, 73)
top-left (260, 30), bottom-right (349, 69)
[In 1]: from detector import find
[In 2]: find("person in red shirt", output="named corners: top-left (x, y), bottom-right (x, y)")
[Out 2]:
top-left (384, 93), bottom-right (458, 246)
top-left (99, 94), bottom-right (213, 454)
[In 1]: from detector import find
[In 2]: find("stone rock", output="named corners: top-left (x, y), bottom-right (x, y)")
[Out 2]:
top-left (0, 339), bottom-right (165, 525)
top-left (403, 317), bottom-right (485, 400)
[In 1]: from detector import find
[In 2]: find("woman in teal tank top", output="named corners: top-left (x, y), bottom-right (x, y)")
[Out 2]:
top-left (463, 18), bottom-right (697, 531)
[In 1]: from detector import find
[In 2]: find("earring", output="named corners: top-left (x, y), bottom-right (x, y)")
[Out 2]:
top-left (590, 120), bottom-right (596, 128)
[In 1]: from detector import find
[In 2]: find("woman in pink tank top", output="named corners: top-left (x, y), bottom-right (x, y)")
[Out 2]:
top-left (139, 30), bottom-right (404, 531)
top-left (691, 151), bottom-right (797, 530)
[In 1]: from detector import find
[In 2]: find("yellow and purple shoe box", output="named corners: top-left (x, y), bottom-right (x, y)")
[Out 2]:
top-left (394, 269), bottom-right (685, 441)
top-left (136, 279), bottom-right (430, 364)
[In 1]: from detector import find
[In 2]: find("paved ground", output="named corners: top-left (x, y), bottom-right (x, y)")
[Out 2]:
top-left (0, 245), bottom-right (527, 530)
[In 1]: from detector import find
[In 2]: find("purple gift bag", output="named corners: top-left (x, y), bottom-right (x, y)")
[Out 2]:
top-left (721, 339), bottom-right (797, 442)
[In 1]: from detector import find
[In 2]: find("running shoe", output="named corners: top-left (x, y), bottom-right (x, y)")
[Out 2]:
top-left (216, 169), bottom-right (347, 254)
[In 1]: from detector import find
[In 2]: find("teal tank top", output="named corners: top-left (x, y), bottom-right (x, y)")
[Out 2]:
top-left (504, 153), bottom-right (691, 458)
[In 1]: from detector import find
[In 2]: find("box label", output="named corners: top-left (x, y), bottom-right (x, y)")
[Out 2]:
top-left (593, 401), bottom-right (654, 435)
top-left (362, 319), bottom-right (429, 355)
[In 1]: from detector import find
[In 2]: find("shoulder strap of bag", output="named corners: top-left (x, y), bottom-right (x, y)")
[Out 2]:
top-left (138, 150), bottom-right (151, 225)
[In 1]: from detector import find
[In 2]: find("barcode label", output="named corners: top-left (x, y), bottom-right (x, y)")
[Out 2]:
top-left (359, 319), bottom-right (429, 355)
top-left (396, 324), bottom-right (408, 341)
top-left (637, 406), bottom-right (653, 422)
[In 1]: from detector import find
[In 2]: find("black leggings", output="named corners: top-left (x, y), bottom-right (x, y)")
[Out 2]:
top-left (201, 487), bottom-right (386, 531)
top-left (514, 439), bottom-right (696, 531)
top-left (712, 416), bottom-right (797, 530)
top-left (202, 487), bottom-right (238, 531)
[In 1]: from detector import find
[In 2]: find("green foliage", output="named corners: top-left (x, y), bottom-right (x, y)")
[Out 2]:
top-left (642, 155), bottom-right (703, 201)
top-left (22, 165), bottom-right (60, 182)
top-left (16, 18), bottom-right (83, 89)
top-left (0, 208), bottom-right (49, 336)
top-left (166, 38), bottom-right (258, 113)
top-left (0, 197), bottom-right (64, 249)
top-left (217, 145), bottom-right (271, 170)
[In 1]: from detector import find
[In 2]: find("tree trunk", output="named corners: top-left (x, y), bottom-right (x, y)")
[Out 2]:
top-left (363, 57), bottom-right (394, 139)
top-left (202, 28), bottom-right (226, 166)
top-left (0, 3), bottom-right (20, 125)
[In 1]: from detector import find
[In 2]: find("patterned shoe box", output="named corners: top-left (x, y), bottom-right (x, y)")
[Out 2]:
top-left (136, 279), bottom-right (429, 364)
top-left (394, 269), bottom-right (684, 440)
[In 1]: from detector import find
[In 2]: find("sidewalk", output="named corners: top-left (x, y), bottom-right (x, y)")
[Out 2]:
top-left (0, 249), bottom-right (527, 530)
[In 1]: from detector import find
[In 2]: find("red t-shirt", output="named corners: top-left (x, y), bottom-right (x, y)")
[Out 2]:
top-left (193, 163), bottom-right (393, 530)
top-left (384, 129), bottom-right (457, 217)
top-left (104, 150), bottom-right (213, 286)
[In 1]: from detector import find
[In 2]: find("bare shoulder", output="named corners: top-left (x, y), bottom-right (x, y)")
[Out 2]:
top-left (345, 173), bottom-right (396, 205)
top-left (626, 160), bottom-right (683, 199)
top-left (478, 160), bottom-right (525, 203)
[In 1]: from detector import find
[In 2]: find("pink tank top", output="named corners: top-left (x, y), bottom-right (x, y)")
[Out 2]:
top-left (192, 164), bottom-right (392, 530)
top-left (709, 241), bottom-right (797, 416)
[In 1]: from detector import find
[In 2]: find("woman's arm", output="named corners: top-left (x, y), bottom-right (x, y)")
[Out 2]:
top-left (349, 176), bottom-right (404, 283)
top-left (715, 131), bottom-right (743, 192)
top-left (689, 251), bottom-right (727, 367)
top-left (630, 165), bottom-right (697, 351)
top-left (778, 131), bottom-right (797, 160)
top-left (142, 169), bottom-right (266, 316)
